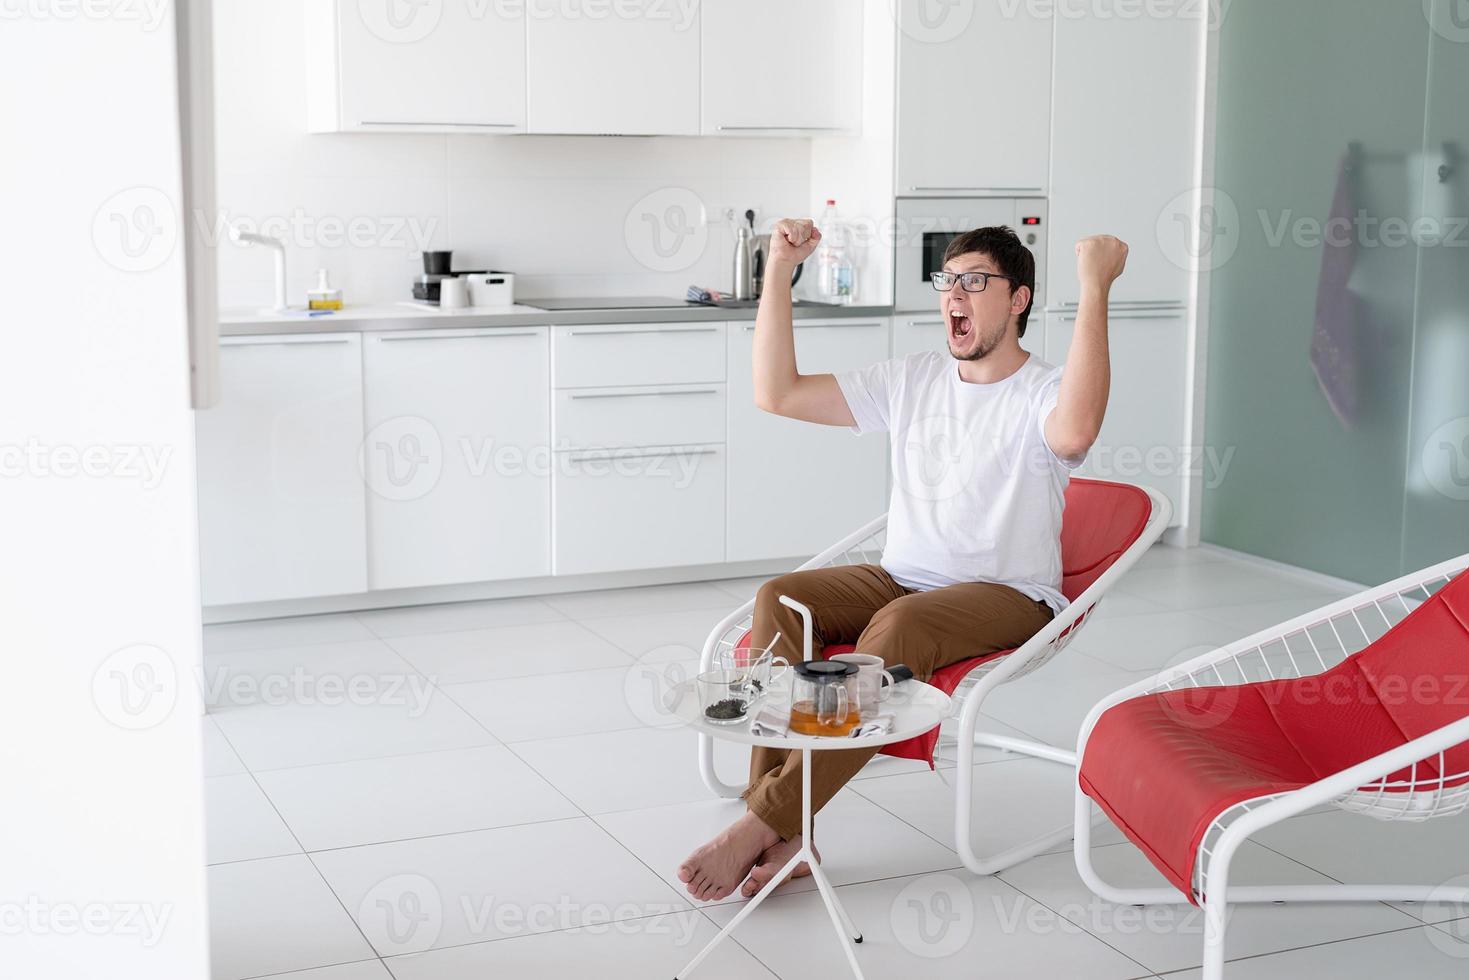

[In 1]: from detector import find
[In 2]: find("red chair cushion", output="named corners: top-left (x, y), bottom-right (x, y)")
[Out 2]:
top-left (1079, 567), bottom-right (1469, 901)
top-left (732, 479), bottom-right (1155, 767)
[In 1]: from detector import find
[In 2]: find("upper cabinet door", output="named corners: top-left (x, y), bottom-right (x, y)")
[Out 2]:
top-left (318, 0), bottom-right (527, 133)
top-left (1047, 13), bottom-right (1202, 306)
top-left (526, 0), bottom-right (701, 135)
top-left (701, 0), bottom-right (859, 135)
top-left (896, 0), bottom-right (1053, 195)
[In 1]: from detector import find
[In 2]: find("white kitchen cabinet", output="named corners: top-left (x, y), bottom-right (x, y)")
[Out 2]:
top-left (554, 445), bottom-right (727, 575)
top-left (307, 0), bottom-right (527, 133)
top-left (196, 335), bottom-right (367, 606)
top-left (701, 0), bottom-right (859, 135)
top-left (727, 318), bottom-right (889, 562)
top-left (526, 0), bottom-right (700, 135)
top-left (551, 323), bottom-right (725, 388)
top-left (895, 0), bottom-right (1053, 195)
top-left (1044, 309), bottom-right (1186, 523)
top-left (362, 328), bottom-right (550, 591)
top-left (892, 313), bottom-right (1044, 360)
top-left (1047, 13), bottom-right (1202, 306)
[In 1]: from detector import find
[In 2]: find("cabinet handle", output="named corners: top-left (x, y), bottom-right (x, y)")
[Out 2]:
top-left (716, 125), bottom-right (845, 132)
top-left (565, 447), bottom-right (720, 463)
top-left (901, 319), bottom-right (945, 327)
top-left (377, 331), bottom-right (540, 341)
top-left (359, 120), bottom-right (519, 128)
top-left (568, 388), bottom-right (719, 400)
top-left (741, 322), bottom-right (883, 331)
top-left (568, 327), bottom-right (719, 336)
top-left (1054, 313), bottom-right (1179, 322)
top-left (222, 337), bottom-right (351, 347)
top-left (907, 186), bottom-right (1044, 193)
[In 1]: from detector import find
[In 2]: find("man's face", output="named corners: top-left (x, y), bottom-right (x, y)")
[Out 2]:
top-left (941, 252), bottom-right (1029, 362)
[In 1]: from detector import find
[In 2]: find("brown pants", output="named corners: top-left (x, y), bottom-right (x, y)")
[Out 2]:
top-left (741, 564), bottom-right (1054, 840)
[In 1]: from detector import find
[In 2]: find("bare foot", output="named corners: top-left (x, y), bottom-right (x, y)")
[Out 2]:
top-left (677, 811), bottom-right (781, 902)
top-left (739, 834), bottom-right (819, 898)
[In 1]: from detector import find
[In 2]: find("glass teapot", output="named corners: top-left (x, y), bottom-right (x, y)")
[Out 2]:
top-left (788, 660), bottom-right (861, 737)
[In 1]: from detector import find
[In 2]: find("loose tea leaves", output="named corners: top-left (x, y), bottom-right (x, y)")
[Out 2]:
top-left (704, 698), bottom-right (749, 721)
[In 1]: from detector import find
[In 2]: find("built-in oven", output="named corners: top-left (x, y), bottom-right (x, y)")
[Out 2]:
top-left (893, 197), bottom-right (1048, 313)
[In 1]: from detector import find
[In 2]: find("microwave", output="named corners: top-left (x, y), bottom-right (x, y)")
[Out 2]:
top-left (893, 197), bottom-right (1048, 313)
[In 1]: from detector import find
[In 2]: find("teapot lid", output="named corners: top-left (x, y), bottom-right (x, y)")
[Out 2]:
top-left (793, 660), bottom-right (857, 682)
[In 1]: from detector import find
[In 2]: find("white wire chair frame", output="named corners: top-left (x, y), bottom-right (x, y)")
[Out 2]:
top-left (696, 483), bottom-right (1173, 875)
top-left (1072, 551), bottom-right (1469, 980)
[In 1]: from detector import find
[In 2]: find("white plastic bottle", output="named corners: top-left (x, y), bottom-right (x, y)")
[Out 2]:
top-left (815, 198), bottom-right (856, 305)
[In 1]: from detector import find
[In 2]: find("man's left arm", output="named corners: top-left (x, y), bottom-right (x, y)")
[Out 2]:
top-left (1044, 235), bottom-right (1130, 461)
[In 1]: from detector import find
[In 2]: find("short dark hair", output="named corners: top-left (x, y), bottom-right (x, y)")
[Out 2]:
top-left (942, 225), bottom-right (1036, 338)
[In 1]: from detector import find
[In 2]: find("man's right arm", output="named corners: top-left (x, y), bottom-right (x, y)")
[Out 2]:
top-left (751, 218), bottom-right (857, 427)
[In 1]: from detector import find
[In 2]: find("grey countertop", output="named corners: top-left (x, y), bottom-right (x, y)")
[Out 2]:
top-left (219, 300), bottom-right (895, 336)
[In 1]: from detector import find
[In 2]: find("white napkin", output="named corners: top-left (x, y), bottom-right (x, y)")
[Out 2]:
top-left (749, 704), bottom-right (895, 739)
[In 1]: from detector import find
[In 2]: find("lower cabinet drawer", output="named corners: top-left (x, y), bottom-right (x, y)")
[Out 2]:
top-left (554, 384), bottom-right (725, 450)
top-left (553, 444), bottom-right (725, 575)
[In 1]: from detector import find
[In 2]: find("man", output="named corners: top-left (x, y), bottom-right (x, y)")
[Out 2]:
top-left (677, 220), bottom-right (1128, 902)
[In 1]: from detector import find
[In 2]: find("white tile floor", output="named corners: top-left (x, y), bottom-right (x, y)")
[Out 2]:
top-left (203, 545), bottom-right (1469, 979)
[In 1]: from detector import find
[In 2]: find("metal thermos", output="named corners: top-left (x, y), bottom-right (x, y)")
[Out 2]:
top-left (732, 223), bottom-right (755, 301)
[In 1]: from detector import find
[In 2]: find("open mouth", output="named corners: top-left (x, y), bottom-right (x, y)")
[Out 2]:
top-left (949, 309), bottom-right (973, 342)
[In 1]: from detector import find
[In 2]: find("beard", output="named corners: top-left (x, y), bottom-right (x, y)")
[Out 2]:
top-left (948, 321), bottom-right (1005, 362)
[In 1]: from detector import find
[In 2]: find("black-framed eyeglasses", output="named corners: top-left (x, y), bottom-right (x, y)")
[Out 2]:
top-left (930, 271), bottom-right (1019, 293)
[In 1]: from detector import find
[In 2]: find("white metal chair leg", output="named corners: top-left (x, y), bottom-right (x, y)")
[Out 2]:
top-left (1199, 831), bottom-right (1242, 980)
top-left (697, 732), bottom-right (746, 799)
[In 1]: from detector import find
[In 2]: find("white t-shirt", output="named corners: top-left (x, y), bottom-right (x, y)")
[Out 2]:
top-left (835, 351), bottom-right (1084, 613)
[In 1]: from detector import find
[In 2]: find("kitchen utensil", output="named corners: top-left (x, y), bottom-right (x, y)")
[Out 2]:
top-left (733, 219), bottom-right (755, 301)
top-left (422, 250), bottom-right (453, 275)
top-left (787, 660), bottom-right (860, 737)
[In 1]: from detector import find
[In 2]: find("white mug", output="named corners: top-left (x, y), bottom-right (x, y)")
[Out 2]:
top-left (828, 653), bottom-right (895, 720)
top-left (438, 276), bottom-right (468, 310)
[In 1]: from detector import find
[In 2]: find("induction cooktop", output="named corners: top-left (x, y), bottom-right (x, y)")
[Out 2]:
top-left (521, 296), bottom-right (700, 311)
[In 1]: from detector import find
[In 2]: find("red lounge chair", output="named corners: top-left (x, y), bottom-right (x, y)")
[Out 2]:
top-left (1075, 553), bottom-right (1469, 979)
top-left (697, 477), bottom-right (1171, 874)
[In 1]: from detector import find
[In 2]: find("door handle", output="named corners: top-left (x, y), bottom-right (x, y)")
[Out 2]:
top-left (568, 327), bottom-right (719, 336)
top-left (377, 331), bottom-right (540, 341)
top-left (568, 388), bottom-right (719, 400)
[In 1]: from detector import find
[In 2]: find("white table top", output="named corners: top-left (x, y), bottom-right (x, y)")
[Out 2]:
top-left (669, 678), bottom-right (952, 750)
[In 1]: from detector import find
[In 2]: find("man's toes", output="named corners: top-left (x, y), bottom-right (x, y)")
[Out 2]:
top-left (676, 861), bottom-right (695, 883)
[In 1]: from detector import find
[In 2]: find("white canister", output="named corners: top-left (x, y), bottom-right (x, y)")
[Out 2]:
top-left (467, 272), bottom-right (515, 307)
top-left (438, 276), bottom-right (469, 310)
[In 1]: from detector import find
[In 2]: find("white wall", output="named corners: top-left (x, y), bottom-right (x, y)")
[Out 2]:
top-left (213, 0), bottom-right (815, 309)
top-left (1, 7), bottom-right (210, 980)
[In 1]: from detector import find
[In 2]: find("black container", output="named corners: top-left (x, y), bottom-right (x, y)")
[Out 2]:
top-left (422, 250), bottom-right (453, 276)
